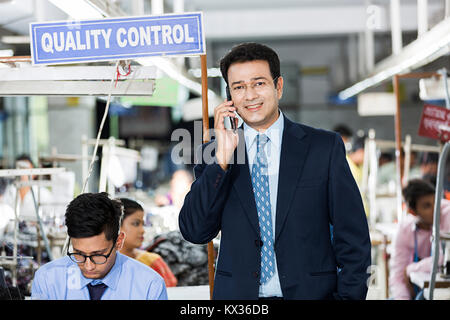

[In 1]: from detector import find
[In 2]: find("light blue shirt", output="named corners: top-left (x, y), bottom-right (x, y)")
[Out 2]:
top-left (31, 252), bottom-right (167, 300)
top-left (243, 111), bottom-right (284, 298)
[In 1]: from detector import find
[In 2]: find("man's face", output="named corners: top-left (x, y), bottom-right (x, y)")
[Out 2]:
top-left (70, 231), bottom-right (124, 279)
top-left (227, 60), bottom-right (283, 131)
top-left (411, 194), bottom-right (435, 229)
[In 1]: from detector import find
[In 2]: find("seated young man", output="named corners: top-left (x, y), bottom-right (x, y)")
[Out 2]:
top-left (389, 179), bottom-right (450, 300)
top-left (31, 192), bottom-right (167, 300)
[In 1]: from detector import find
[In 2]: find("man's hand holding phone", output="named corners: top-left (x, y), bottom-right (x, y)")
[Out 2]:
top-left (224, 86), bottom-right (237, 132)
top-left (214, 100), bottom-right (239, 172)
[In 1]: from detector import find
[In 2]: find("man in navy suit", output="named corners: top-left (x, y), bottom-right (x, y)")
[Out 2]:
top-left (179, 42), bottom-right (371, 300)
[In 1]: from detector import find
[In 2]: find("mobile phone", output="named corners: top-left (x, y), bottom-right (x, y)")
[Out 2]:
top-left (225, 86), bottom-right (237, 131)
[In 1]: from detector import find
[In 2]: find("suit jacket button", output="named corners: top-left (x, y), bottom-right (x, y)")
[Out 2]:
top-left (252, 271), bottom-right (259, 278)
top-left (254, 240), bottom-right (262, 247)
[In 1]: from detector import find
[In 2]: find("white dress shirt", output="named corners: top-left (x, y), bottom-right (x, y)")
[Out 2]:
top-left (243, 111), bottom-right (284, 298)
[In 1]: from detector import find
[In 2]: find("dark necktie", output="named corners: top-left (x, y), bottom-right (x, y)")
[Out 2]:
top-left (87, 282), bottom-right (108, 300)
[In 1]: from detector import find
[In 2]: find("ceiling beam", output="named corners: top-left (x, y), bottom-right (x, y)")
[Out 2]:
top-left (201, 3), bottom-right (442, 40)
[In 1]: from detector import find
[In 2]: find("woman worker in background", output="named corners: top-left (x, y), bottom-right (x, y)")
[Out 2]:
top-left (119, 198), bottom-right (177, 287)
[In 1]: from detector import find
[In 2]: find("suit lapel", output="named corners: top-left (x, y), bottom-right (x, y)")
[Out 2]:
top-left (275, 116), bottom-right (310, 243)
top-left (231, 128), bottom-right (260, 236)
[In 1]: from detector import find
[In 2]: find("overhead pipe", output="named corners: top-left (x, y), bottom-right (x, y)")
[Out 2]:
top-left (151, 0), bottom-right (164, 15)
top-left (173, 0), bottom-right (184, 13)
top-left (365, 22), bottom-right (375, 73)
top-left (417, 0), bottom-right (429, 37)
top-left (390, 0), bottom-right (403, 55)
top-left (358, 32), bottom-right (366, 79)
top-left (131, 0), bottom-right (145, 16)
top-left (365, 2), bottom-right (377, 73)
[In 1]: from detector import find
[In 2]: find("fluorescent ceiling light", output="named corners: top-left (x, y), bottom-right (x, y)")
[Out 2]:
top-left (0, 49), bottom-right (13, 57)
top-left (357, 92), bottom-right (396, 116)
top-left (338, 17), bottom-right (450, 100)
top-left (188, 67), bottom-right (222, 78)
top-left (48, 0), bottom-right (105, 19)
top-left (1, 35), bottom-right (30, 44)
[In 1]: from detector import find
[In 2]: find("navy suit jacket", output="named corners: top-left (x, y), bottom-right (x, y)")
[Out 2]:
top-left (179, 115), bottom-right (371, 300)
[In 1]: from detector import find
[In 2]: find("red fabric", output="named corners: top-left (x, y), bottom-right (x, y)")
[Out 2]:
top-left (150, 257), bottom-right (178, 287)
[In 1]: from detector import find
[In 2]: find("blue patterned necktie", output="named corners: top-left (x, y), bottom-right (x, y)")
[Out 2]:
top-left (251, 134), bottom-right (275, 284)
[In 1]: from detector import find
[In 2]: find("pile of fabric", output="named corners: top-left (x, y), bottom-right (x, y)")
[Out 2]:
top-left (150, 231), bottom-right (214, 286)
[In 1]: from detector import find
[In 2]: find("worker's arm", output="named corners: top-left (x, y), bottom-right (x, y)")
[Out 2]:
top-left (389, 225), bottom-right (415, 300)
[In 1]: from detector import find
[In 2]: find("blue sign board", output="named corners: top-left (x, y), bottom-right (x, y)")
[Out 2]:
top-left (30, 12), bottom-right (205, 65)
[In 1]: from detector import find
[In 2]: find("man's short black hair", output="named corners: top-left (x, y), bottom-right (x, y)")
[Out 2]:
top-left (402, 179), bottom-right (435, 211)
top-left (15, 154), bottom-right (35, 168)
top-left (65, 192), bottom-right (123, 243)
top-left (333, 124), bottom-right (353, 139)
top-left (219, 42), bottom-right (281, 86)
top-left (119, 198), bottom-right (144, 223)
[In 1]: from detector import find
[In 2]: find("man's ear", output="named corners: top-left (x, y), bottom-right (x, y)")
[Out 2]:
top-left (276, 76), bottom-right (284, 100)
top-left (116, 231), bottom-right (126, 250)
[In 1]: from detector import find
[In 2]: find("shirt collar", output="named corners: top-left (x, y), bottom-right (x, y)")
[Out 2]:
top-left (244, 110), bottom-right (284, 151)
top-left (77, 251), bottom-right (123, 291)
